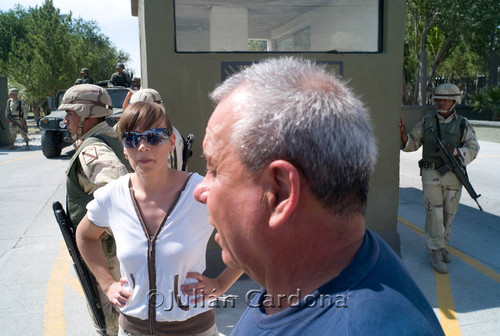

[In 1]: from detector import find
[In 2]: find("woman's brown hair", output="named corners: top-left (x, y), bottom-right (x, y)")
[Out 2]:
top-left (118, 101), bottom-right (173, 137)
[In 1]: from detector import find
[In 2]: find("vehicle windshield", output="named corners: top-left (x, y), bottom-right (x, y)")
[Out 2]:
top-left (108, 89), bottom-right (129, 108)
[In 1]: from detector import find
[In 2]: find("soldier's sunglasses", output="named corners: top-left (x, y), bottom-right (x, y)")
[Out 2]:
top-left (122, 128), bottom-right (171, 148)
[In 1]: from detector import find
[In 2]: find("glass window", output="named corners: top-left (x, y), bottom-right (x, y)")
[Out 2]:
top-left (174, 0), bottom-right (381, 53)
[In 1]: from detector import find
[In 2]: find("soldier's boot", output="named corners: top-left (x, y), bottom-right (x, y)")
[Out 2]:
top-left (440, 247), bottom-right (451, 263)
top-left (9, 143), bottom-right (16, 150)
top-left (431, 249), bottom-right (448, 274)
top-left (25, 142), bottom-right (30, 150)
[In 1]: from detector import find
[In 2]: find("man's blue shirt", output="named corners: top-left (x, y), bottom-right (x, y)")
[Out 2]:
top-left (231, 230), bottom-right (444, 335)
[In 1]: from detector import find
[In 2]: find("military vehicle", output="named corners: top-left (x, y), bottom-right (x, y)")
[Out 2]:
top-left (38, 87), bottom-right (129, 158)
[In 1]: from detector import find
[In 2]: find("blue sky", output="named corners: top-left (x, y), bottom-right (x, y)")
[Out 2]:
top-left (0, 0), bottom-right (141, 77)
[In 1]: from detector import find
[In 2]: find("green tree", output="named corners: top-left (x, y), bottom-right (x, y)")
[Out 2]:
top-left (0, 0), bottom-right (129, 106)
top-left (7, 1), bottom-right (74, 102)
top-left (248, 40), bottom-right (267, 52)
top-left (471, 87), bottom-right (500, 120)
top-left (69, 17), bottom-right (130, 84)
top-left (404, 0), bottom-right (500, 105)
top-left (0, 5), bottom-right (27, 71)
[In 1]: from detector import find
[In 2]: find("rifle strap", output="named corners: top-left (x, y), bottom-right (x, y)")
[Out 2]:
top-left (435, 114), bottom-right (442, 140)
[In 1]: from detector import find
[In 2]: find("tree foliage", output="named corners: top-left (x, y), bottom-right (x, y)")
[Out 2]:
top-left (471, 86), bottom-right (500, 120)
top-left (0, 0), bottom-right (129, 106)
top-left (404, 0), bottom-right (500, 105)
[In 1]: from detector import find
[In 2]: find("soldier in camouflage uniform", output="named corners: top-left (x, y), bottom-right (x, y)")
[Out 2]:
top-left (60, 84), bottom-right (131, 336)
top-left (399, 83), bottom-right (479, 274)
top-left (131, 77), bottom-right (141, 91)
top-left (5, 88), bottom-right (29, 150)
top-left (81, 68), bottom-right (94, 84)
top-left (109, 62), bottom-right (132, 88)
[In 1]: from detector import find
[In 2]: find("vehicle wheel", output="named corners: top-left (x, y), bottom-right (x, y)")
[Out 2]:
top-left (41, 131), bottom-right (62, 158)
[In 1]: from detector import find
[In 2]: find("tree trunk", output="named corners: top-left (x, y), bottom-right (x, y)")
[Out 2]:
top-left (412, 12), bottom-right (439, 105)
top-left (418, 50), bottom-right (428, 105)
top-left (427, 38), bottom-right (453, 97)
top-left (489, 53), bottom-right (499, 88)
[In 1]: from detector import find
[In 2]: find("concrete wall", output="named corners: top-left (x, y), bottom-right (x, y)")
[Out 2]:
top-left (469, 121), bottom-right (500, 143)
top-left (0, 77), bottom-right (9, 146)
top-left (133, 0), bottom-right (406, 249)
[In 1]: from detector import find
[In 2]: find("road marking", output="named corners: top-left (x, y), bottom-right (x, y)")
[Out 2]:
top-left (399, 215), bottom-right (500, 335)
top-left (44, 242), bottom-right (70, 336)
top-left (398, 216), bottom-right (424, 235)
top-left (0, 152), bottom-right (41, 165)
top-left (446, 246), bottom-right (500, 284)
top-left (67, 274), bottom-right (84, 296)
top-left (398, 216), bottom-right (461, 334)
top-left (434, 271), bottom-right (462, 336)
top-left (398, 216), bottom-right (500, 283)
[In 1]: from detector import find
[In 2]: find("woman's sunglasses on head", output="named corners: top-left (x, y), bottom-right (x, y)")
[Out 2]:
top-left (122, 128), bottom-right (171, 148)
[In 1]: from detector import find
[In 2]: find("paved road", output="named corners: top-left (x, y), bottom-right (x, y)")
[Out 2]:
top-left (0, 121), bottom-right (498, 335)
top-left (398, 140), bottom-right (500, 336)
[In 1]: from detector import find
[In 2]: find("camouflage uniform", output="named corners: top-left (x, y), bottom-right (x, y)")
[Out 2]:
top-left (5, 91), bottom-right (29, 149)
top-left (131, 77), bottom-right (140, 91)
top-left (81, 68), bottom-right (94, 84)
top-left (403, 112), bottom-right (479, 251)
top-left (60, 84), bottom-right (130, 336)
top-left (109, 72), bottom-right (131, 88)
top-left (109, 63), bottom-right (131, 88)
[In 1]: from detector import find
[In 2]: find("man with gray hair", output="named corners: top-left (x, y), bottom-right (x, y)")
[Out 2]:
top-left (194, 57), bottom-right (444, 335)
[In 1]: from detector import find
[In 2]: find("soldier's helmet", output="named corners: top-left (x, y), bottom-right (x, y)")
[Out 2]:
top-left (59, 84), bottom-right (113, 119)
top-left (74, 78), bottom-right (84, 85)
top-left (9, 88), bottom-right (19, 94)
top-left (130, 88), bottom-right (163, 106)
top-left (116, 62), bottom-right (125, 69)
top-left (432, 83), bottom-right (462, 105)
top-left (81, 68), bottom-right (89, 74)
top-left (132, 77), bottom-right (140, 83)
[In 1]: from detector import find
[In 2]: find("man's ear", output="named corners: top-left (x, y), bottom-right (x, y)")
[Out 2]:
top-left (267, 160), bottom-right (300, 228)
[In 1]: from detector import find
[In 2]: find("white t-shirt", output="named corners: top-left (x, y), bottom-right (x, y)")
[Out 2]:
top-left (87, 173), bottom-right (214, 322)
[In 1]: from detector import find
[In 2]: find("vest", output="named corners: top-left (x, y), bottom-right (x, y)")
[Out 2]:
top-left (422, 114), bottom-right (465, 167)
top-left (65, 134), bottom-right (131, 225)
top-left (112, 72), bottom-right (130, 87)
top-left (8, 99), bottom-right (23, 118)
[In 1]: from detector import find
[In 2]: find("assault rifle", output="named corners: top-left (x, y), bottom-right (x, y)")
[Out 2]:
top-left (52, 201), bottom-right (108, 336)
top-left (426, 127), bottom-right (483, 211)
top-left (182, 134), bottom-right (195, 171)
top-left (7, 114), bottom-right (28, 134)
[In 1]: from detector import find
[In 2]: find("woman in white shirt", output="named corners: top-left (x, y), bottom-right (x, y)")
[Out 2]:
top-left (76, 101), bottom-right (242, 336)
